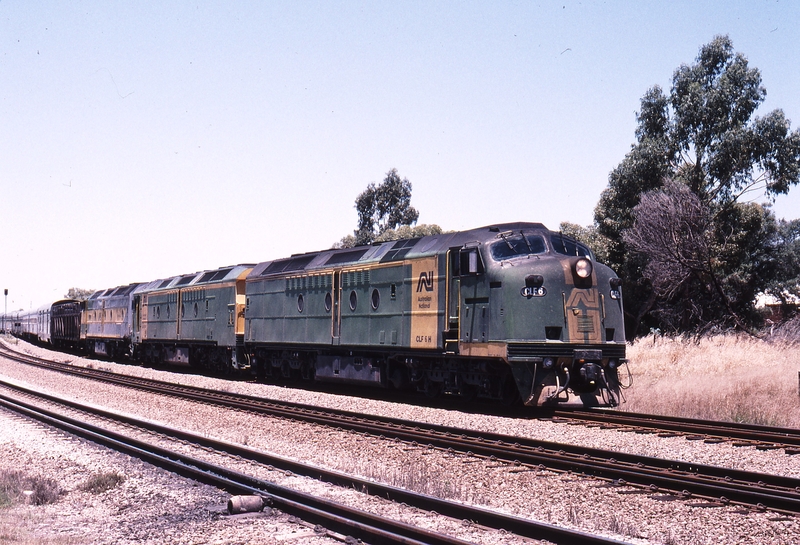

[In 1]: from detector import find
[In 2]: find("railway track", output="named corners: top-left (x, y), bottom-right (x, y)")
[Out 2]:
top-left (3, 341), bottom-right (800, 516)
top-left (0, 379), bottom-right (629, 545)
top-left (552, 409), bottom-right (800, 454)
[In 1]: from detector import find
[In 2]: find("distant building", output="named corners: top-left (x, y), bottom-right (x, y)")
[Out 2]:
top-left (757, 293), bottom-right (799, 322)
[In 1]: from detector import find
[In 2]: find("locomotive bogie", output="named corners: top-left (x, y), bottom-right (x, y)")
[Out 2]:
top-left (314, 355), bottom-right (383, 385)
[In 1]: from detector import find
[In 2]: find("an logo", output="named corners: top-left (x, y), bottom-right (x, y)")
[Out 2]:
top-left (416, 271), bottom-right (434, 292)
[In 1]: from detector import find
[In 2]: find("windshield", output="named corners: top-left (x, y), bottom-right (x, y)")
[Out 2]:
top-left (490, 232), bottom-right (547, 261)
top-left (550, 235), bottom-right (592, 258)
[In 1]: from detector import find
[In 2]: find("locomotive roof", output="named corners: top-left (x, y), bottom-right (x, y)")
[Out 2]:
top-left (250, 222), bottom-right (550, 277)
top-left (135, 263), bottom-right (255, 294)
top-left (89, 283), bottom-right (144, 300)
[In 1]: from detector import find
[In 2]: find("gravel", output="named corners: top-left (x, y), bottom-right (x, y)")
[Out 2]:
top-left (1, 336), bottom-right (799, 544)
top-left (0, 410), bottom-right (339, 545)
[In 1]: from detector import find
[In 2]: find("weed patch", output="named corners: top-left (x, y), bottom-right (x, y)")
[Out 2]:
top-left (0, 470), bottom-right (62, 507)
top-left (79, 472), bottom-right (125, 494)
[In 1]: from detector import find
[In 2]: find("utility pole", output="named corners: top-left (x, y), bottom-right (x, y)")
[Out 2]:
top-left (3, 289), bottom-right (7, 334)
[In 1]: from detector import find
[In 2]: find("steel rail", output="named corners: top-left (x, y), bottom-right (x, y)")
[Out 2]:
top-left (3, 342), bottom-right (800, 514)
top-left (0, 382), bottom-right (631, 545)
top-left (554, 409), bottom-right (800, 452)
top-left (0, 394), bottom-right (476, 545)
top-left (4, 341), bottom-right (800, 450)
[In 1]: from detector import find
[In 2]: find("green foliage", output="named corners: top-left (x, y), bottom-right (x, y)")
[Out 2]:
top-left (333, 224), bottom-right (444, 249)
top-left (65, 287), bottom-right (95, 301)
top-left (596, 35), bottom-right (800, 337)
top-left (624, 182), bottom-right (781, 332)
top-left (332, 234), bottom-right (357, 249)
top-left (762, 218), bottom-right (800, 306)
top-left (354, 168), bottom-right (419, 245)
top-left (374, 224), bottom-right (444, 243)
top-left (558, 222), bottom-right (610, 263)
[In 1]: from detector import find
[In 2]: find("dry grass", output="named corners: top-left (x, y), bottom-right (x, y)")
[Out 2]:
top-left (354, 453), bottom-right (468, 501)
top-left (0, 470), bottom-right (74, 545)
top-left (0, 334), bottom-right (18, 345)
top-left (0, 511), bottom-right (80, 545)
top-left (623, 333), bottom-right (800, 428)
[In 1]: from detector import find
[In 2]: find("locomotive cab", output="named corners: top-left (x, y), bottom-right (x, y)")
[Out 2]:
top-left (452, 227), bottom-right (625, 407)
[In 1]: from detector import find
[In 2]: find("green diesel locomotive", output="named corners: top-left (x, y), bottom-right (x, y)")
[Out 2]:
top-left (245, 222), bottom-right (625, 407)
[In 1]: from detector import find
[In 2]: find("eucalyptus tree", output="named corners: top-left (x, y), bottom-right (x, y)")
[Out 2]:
top-left (354, 168), bottom-right (420, 246)
top-left (595, 35), bottom-right (800, 336)
top-left (333, 168), bottom-right (422, 248)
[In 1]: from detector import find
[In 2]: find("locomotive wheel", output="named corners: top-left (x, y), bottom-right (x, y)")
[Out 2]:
top-left (388, 367), bottom-right (410, 390)
top-left (254, 351), bottom-right (270, 382)
top-left (499, 374), bottom-right (520, 406)
top-left (423, 378), bottom-right (442, 398)
top-left (280, 361), bottom-right (291, 380)
top-left (460, 383), bottom-right (478, 402)
top-left (300, 361), bottom-right (315, 381)
top-left (211, 350), bottom-right (232, 375)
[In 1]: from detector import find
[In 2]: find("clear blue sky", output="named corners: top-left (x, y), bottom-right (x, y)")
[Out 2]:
top-left (2, 1), bottom-right (798, 311)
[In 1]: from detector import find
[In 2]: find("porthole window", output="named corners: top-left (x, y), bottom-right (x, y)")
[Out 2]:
top-left (297, 293), bottom-right (305, 313)
top-left (371, 288), bottom-right (380, 310)
top-left (324, 292), bottom-right (332, 313)
top-left (349, 290), bottom-right (357, 311)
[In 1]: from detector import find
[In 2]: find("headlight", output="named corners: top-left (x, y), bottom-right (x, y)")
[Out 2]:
top-left (575, 258), bottom-right (593, 278)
